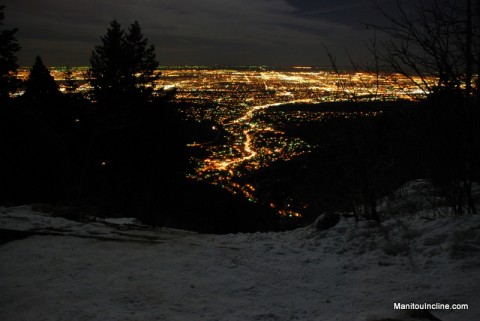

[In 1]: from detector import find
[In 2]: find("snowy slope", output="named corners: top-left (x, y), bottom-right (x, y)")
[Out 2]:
top-left (1, 193), bottom-right (480, 321)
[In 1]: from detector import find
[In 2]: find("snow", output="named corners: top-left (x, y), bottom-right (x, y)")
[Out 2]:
top-left (1, 183), bottom-right (480, 321)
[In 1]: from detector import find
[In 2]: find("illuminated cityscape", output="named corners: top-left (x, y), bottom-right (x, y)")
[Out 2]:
top-left (155, 67), bottom-right (431, 216)
top-left (17, 66), bottom-right (433, 216)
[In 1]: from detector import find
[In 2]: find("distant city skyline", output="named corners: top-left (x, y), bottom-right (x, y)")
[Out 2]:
top-left (4, 0), bottom-right (415, 67)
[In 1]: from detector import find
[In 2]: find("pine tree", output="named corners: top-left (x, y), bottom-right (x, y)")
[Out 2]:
top-left (89, 20), bottom-right (159, 103)
top-left (24, 56), bottom-right (60, 100)
top-left (89, 20), bottom-right (128, 103)
top-left (125, 21), bottom-right (159, 99)
top-left (0, 5), bottom-right (21, 102)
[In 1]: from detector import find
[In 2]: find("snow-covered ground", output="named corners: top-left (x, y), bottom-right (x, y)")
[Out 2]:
top-left (1, 181), bottom-right (480, 321)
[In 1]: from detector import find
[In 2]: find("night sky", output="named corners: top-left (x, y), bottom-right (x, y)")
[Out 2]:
top-left (3, 0), bottom-right (414, 67)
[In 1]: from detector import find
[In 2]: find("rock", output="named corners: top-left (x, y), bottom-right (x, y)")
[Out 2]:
top-left (314, 212), bottom-right (341, 231)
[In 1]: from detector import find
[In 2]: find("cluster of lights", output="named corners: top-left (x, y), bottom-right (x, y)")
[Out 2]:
top-left (16, 66), bottom-right (437, 218)
top-left (170, 69), bottom-right (428, 217)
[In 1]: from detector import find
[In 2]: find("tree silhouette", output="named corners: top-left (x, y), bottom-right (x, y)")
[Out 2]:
top-left (0, 5), bottom-right (21, 102)
top-left (24, 56), bottom-right (60, 100)
top-left (369, 0), bottom-right (480, 214)
top-left (125, 21), bottom-right (159, 100)
top-left (89, 20), bottom-right (159, 104)
top-left (370, 0), bottom-right (480, 98)
top-left (89, 20), bottom-right (127, 103)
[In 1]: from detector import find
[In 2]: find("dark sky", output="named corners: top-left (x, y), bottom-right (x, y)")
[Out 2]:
top-left (3, 0), bottom-right (411, 67)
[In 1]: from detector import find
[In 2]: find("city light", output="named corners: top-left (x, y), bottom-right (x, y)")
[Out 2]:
top-left (16, 66), bottom-right (436, 216)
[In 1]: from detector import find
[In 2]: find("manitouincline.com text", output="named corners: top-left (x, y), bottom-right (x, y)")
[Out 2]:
top-left (394, 303), bottom-right (469, 310)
